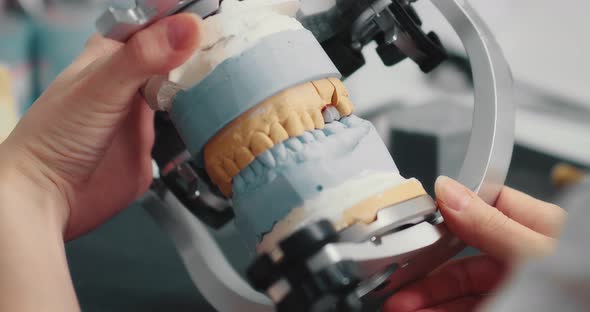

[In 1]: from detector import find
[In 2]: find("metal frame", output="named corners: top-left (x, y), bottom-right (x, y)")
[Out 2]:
top-left (96, 0), bottom-right (220, 41)
top-left (434, 0), bottom-right (515, 205)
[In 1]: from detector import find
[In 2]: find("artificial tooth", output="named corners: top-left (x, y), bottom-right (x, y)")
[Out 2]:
top-left (312, 130), bottom-right (326, 140)
top-left (302, 113), bottom-right (315, 130)
top-left (251, 132), bottom-right (274, 156)
top-left (251, 160), bottom-right (266, 176)
top-left (270, 123), bottom-right (289, 144)
top-left (335, 98), bottom-right (354, 117)
top-left (324, 121), bottom-right (346, 135)
top-left (284, 115), bottom-right (305, 137)
top-left (311, 80), bottom-right (336, 105)
top-left (233, 174), bottom-right (246, 191)
top-left (219, 182), bottom-right (232, 197)
top-left (285, 137), bottom-right (304, 152)
top-left (272, 143), bottom-right (289, 161)
top-left (242, 166), bottom-right (257, 184)
top-left (328, 78), bottom-right (354, 116)
top-left (235, 147), bottom-right (255, 169)
top-left (312, 111), bottom-right (325, 129)
top-left (341, 115), bottom-right (364, 127)
top-left (258, 150), bottom-right (276, 168)
top-left (211, 164), bottom-right (231, 183)
top-left (300, 132), bottom-right (315, 144)
top-left (328, 77), bottom-right (350, 98)
top-left (222, 157), bottom-right (240, 178)
top-left (322, 106), bottom-right (341, 123)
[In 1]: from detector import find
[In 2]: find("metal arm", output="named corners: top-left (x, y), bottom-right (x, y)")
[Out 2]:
top-left (96, 0), bottom-right (219, 42)
top-left (433, 0), bottom-right (514, 205)
top-left (142, 188), bottom-right (274, 312)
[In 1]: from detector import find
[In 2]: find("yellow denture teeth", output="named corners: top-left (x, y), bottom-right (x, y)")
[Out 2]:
top-left (204, 78), bottom-right (355, 196)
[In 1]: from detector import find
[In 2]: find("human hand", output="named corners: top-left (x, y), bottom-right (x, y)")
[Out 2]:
top-left (0, 14), bottom-right (201, 240)
top-left (384, 176), bottom-right (567, 312)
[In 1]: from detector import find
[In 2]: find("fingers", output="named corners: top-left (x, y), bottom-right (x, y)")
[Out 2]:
top-left (495, 187), bottom-right (566, 237)
top-left (435, 176), bottom-right (557, 261)
top-left (68, 13), bottom-right (201, 117)
top-left (383, 255), bottom-right (505, 312)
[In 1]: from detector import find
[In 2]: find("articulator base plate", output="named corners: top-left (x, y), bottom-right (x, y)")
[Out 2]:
top-left (247, 196), bottom-right (463, 312)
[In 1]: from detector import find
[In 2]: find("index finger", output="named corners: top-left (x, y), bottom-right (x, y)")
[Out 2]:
top-left (495, 187), bottom-right (566, 237)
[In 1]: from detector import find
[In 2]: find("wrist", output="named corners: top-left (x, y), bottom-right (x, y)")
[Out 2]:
top-left (0, 147), bottom-right (80, 312)
top-left (0, 146), bottom-right (68, 236)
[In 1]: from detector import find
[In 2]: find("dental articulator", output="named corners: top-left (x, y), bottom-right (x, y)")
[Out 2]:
top-left (96, 1), bottom-right (514, 310)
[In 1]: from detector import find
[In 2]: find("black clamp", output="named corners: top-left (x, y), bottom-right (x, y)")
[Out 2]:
top-left (307, 0), bottom-right (448, 77)
top-left (152, 112), bottom-right (234, 229)
top-left (247, 221), bottom-right (363, 312)
top-left (380, 0), bottom-right (447, 72)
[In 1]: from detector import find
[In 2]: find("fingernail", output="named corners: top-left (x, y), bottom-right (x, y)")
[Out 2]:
top-left (435, 176), bottom-right (472, 212)
top-left (167, 15), bottom-right (198, 51)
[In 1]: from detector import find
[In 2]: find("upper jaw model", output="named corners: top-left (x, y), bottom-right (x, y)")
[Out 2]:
top-left (160, 0), bottom-right (436, 257)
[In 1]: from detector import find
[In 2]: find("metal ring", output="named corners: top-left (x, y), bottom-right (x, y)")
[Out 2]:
top-left (432, 0), bottom-right (515, 205)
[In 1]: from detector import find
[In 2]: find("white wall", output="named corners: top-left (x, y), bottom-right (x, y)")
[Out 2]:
top-left (346, 0), bottom-right (590, 109)
top-left (343, 0), bottom-right (590, 165)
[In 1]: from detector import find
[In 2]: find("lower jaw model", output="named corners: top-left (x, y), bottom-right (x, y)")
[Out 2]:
top-left (203, 78), bottom-right (433, 256)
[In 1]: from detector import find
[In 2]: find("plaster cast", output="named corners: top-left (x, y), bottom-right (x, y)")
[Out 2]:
top-left (169, 0), bottom-right (302, 89)
top-left (257, 177), bottom-right (427, 255)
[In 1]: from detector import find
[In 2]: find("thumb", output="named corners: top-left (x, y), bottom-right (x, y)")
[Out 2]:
top-left (69, 13), bottom-right (201, 117)
top-left (435, 176), bottom-right (556, 262)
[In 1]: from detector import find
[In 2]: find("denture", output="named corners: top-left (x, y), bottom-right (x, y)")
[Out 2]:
top-left (204, 78), bottom-right (355, 196)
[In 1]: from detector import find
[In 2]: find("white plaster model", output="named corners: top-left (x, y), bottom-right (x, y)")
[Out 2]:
top-left (169, 0), bottom-right (302, 89)
top-left (257, 172), bottom-right (416, 254)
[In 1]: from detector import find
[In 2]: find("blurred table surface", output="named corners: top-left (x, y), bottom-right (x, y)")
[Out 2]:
top-left (66, 204), bottom-right (216, 312)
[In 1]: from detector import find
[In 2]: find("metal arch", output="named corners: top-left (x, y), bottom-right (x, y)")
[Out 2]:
top-left (431, 0), bottom-right (515, 205)
top-left (142, 190), bottom-right (274, 312)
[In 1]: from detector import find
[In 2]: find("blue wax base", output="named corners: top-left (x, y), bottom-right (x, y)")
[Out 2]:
top-left (171, 29), bottom-right (340, 164)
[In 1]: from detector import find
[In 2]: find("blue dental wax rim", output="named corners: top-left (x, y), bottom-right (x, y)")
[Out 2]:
top-left (170, 29), bottom-right (342, 165)
top-left (231, 124), bottom-right (400, 249)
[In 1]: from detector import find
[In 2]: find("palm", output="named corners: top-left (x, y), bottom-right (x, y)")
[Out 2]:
top-left (384, 255), bottom-right (507, 312)
top-left (65, 100), bottom-right (155, 239)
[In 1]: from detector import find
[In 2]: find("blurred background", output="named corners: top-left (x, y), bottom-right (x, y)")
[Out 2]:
top-left (0, 0), bottom-right (589, 311)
